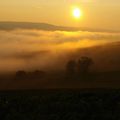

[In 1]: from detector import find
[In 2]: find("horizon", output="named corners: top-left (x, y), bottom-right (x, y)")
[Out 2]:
top-left (0, 21), bottom-right (120, 33)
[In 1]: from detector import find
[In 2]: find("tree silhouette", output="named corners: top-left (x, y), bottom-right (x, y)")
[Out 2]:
top-left (77, 56), bottom-right (93, 80)
top-left (15, 70), bottom-right (27, 80)
top-left (33, 70), bottom-right (46, 79)
top-left (66, 60), bottom-right (76, 79)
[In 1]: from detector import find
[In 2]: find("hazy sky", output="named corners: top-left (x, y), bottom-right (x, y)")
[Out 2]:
top-left (0, 0), bottom-right (120, 30)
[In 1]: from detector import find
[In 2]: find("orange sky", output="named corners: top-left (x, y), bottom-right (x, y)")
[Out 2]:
top-left (0, 0), bottom-right (120, 30)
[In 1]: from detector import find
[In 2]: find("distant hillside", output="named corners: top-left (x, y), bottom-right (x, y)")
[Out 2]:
top-left (67, 42), bottom-right (120, 72)
top-left (0, 21), bottom-right (119, 32)
top-left (0, 21), bottom-right (79, 31)
top-left (38, 42), bottom-right (120, 72)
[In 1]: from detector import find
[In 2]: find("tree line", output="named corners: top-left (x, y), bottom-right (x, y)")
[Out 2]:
top-left (15, 56), bottom-right (93, 80)
top-left (66, 56), bottom-right (93, 80)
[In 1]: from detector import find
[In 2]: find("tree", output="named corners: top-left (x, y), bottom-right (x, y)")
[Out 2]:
top-left (33, 70), bottom-right (46, 79)
top-left (77, 56), bottom-right (93, 79)
top-left (15, 70), bottom-right (27, 80)
top-left (66, 60), bottom-right (76, 79)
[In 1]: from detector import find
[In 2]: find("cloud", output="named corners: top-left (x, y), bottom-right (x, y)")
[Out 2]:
top-left (0, 29), bottom-right (120, 73)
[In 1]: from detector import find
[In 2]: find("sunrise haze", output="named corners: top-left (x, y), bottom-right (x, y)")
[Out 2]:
top-left (0, 0), bottom-right (120, 30)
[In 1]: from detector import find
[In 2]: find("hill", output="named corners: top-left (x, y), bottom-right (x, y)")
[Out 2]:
top-left (0, 21), bottom-right (119, 32)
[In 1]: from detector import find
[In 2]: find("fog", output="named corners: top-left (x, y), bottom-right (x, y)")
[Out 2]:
top-left (0, 29), bottom-right (120, 73)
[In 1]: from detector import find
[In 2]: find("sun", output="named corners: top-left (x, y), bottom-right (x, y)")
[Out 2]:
top-left (73, 8), bottom-right (82, 19)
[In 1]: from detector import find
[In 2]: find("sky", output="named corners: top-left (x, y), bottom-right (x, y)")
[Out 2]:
top-left (0, 0), bottom-right (120, 74)
top-left (0, 0), bottom-right (120, 30)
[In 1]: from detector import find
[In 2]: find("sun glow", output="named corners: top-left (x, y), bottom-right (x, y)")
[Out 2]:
top-left (73, 8), bottom-right (82, 19)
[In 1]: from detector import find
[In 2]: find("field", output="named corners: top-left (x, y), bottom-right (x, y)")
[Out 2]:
top-left (0, 71), bottom-right (120, 90)
top-left (0, 72), bottom-right (120, 119)
top-left (0, 89), bottom-right (120, 120)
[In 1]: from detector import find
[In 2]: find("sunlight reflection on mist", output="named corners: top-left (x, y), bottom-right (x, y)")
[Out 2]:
top-left (0, 29), bottom-right (120, 73)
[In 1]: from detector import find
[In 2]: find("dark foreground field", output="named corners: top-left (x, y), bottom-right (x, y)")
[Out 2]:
top-left (0, 89), bottom-right (120, 120)
top-left (0, 71), bottom-right (120, 90)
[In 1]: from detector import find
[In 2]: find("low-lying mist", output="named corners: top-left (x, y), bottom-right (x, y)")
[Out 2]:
top-left (0, 29), bottom-right (120, 73)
